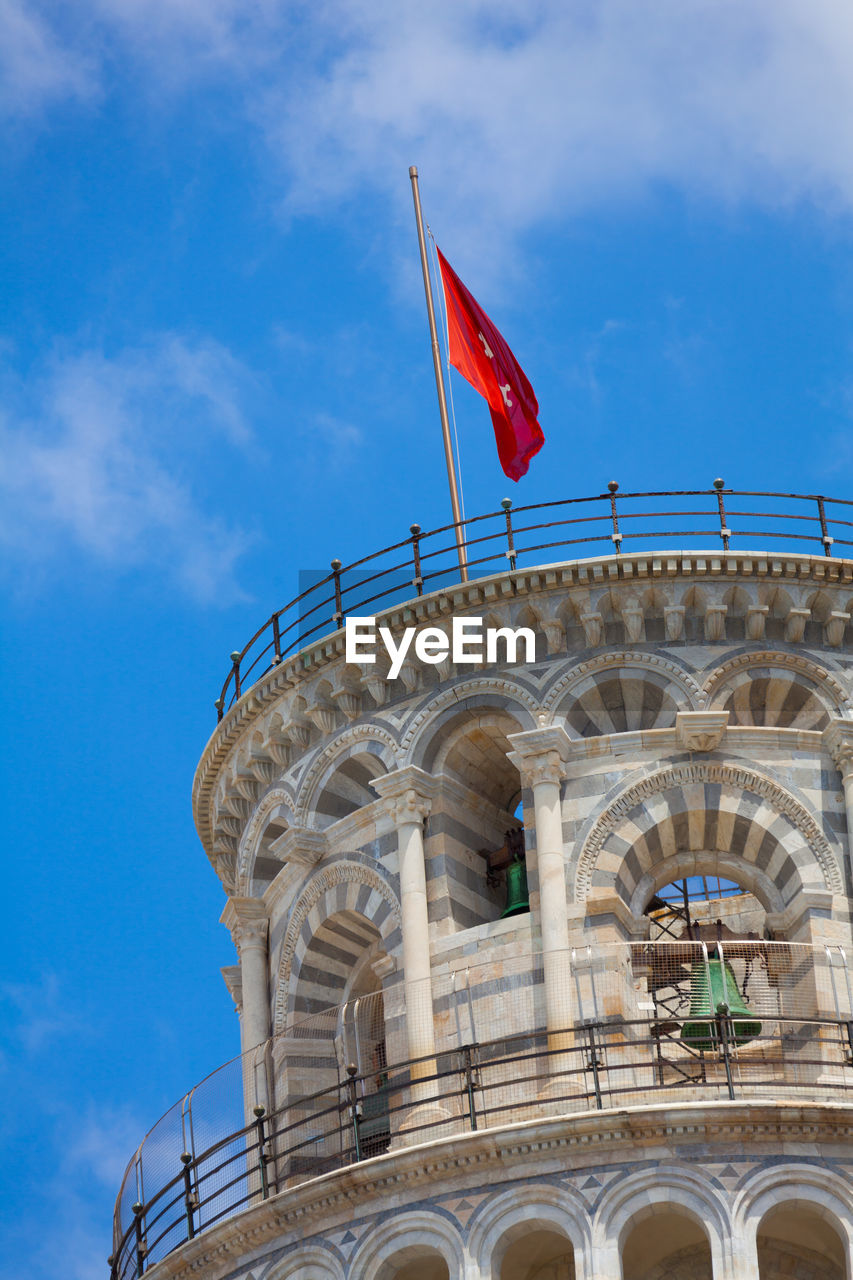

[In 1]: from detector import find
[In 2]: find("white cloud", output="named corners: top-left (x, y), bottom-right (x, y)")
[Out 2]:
top-left (0, 336), bottom-right (257, 604)
top-left (0, 0), bottom-right (96, 117)
top-left (8, 3), bottom-right (853, 262)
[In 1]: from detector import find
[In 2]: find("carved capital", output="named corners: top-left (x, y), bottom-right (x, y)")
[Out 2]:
top-left (675, 710), bottom-right (729, 753)
top-left (823, 719), bottom-right (853, 777)
top-left (221, 897), bottom-right (269, 954)
top-left (507, 725), bottom-right (571, 790)
top-left (372, 765), bottom-right (437, 826)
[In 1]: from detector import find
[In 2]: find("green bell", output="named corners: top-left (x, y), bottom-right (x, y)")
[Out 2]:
top-left (501, 853), bottom-right (530, 918)
top-left (681, 959), bottom-right (761, 1051)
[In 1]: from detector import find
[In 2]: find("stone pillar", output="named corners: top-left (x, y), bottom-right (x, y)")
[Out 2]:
top-left (222, 898), bottom-right (271, 1112)
top-left (508, 726), bottom-right (572, 1050)
top-left (823, 719), bottom-right (853, 889)
top-left (373, 767), bottom-right (437, 1080)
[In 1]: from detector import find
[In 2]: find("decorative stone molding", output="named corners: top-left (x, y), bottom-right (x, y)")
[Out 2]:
top-left (785, 607), bottom-right (811, 643)
top-left (400, 675), bottom-right (539, 755)
top-left (675, 710), bottom-right (729, 752)
top-left (745, 604), bottom-right (769, 641)
top-left (542, 651), bottom-right (704, 717)
top-left (221, 964), bottom-right (243, 1015)
top-left (295, 723), bottom-right (399, 826)
top-left (825, 611), bottom-right (849, 648)
top-left (575, 760), bottom-right (843, 900)
top-left (664, 604), bottom-right (686, 640)
top-left (273, 861), bottom-right (401, 1033)
top-left (702, 650), bottom-right (850, 716)
top-left (193, 550), bottom-right (853, 866)
top-left (236, 786), bottom-right (297, 895)
top-left (581, 611), bottom-right (603, 647)
top-left (704, 603), bottom-right (728, 642)
top-left (269, 826), bottom-right (327, 866)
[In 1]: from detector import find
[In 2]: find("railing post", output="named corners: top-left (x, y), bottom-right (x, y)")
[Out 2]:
top-left (346, 1064), bottom-right (363, 1162)
top-left (607, 481), bottom-right (622, 553)
top-left (132, 1202), bottom-right (146, 1278)
top-left (253, 1105), bottom-right (270, 1200)
top-left (410, 524), bottom-right (424, 595)
top-left (713, 477), bottom-right (731, 550)
top-left (180, 1152), bottom-right (196, 1239)
top-left (584, 1021), bottom-right (604, 1109)
top-left (331, 559), bottom-right (343, 626)
top-left (817, 496), bottom-right (834, 557)
top-left (716, 1004), bottom-right (736, 1100)
top-left (461, 1044), bottom-right (479, 1131)
top-left (501, 498), bottom-right (517, 571)
top-left (230, 651), bottom-right (242, 701)
top-left (271, 613), bottom-right (282, 664)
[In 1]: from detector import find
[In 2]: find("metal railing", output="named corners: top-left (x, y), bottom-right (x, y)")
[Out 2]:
top-left (110, 941), bottom-right (853, 1277)
top-left (110, 1010), bottom-right (853, 1280)
top-left (215, 484), bottom-right (853, 720)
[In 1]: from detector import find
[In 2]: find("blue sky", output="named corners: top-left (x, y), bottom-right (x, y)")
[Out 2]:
top-left (4, 2), bottom-right (853, 1275)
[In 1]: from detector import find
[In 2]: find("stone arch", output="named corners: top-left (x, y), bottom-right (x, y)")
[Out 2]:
top-left (595, 1165), bottom-right (728, 1280)
top-left (430, 709), bottom-right (525, 811)
top-left (348, 1210), bottom-right (464, 1280)
top-left (629, 849), bottom-right (786, 919)
top-left (273, 861), bottom-right (402, 1034)
top-left (543, 653), bottom-right (704, 729)
top-left (575, 762), bottom-right (843, 906)
top-left (264, 1245), bottom-right (346, 1280)
top-left (237, 787), bottom-right (296, 897)
top-left (733, 1164), bottom-right (853, 1270)
top-left (702, 651), bottom-right (850, 729)
top-left (295, 724), bottom-right (399, 828)
top-left (468, 1185), bottom-right (591, 1280)
top-left (401, 676), bottom-right (540, 760)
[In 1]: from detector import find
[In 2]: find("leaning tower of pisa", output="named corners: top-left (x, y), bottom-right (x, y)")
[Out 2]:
top-left (112, 488), bottom-right (853, 1280)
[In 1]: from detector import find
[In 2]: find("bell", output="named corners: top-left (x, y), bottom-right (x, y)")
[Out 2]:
top-left (681, 959), bottom-right (761, 1051)
top-left (501, 853), bottom-right (530, 918)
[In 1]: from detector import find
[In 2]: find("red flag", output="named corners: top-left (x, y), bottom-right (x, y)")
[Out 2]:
top-left (437, 248), bottom-right (544, 481)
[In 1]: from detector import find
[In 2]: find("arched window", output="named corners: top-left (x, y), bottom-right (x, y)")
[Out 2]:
top-left (757, 1203), bottom-right (847, 1279)
top-left (620, 1206), bottom-right (713, 1280)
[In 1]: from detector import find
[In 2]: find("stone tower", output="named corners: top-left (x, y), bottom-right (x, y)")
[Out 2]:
top-left (111, 493), bottom-right (853, 1280)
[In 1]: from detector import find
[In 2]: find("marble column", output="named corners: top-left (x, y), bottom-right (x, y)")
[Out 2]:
top-left (508, 726), bottom-right (573, 1050)
top-left (222, 897), bottom-right (271, 1111)
top-left (373, 767), bottom-right (437, 1080)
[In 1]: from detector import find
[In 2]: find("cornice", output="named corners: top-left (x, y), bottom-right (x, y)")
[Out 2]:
top-left (141, 1099), bottom-right (853, 1280)
top-left (192, 551), bottom-right (853, 867)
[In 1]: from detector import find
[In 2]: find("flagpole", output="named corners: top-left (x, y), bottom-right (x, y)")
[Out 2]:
top-left (409, 165), bottom-right (469, 582)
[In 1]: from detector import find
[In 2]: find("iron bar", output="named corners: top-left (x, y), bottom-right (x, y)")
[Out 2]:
top-left (714, 477), bottom-right (731, 550)
top-left (410, 524), bottom-right (424, 595)
top-left (462, 1044), bottom-right (479, 1131)
top-left (179, 1153), bottom-right (195, 1240)
top-left (502, 498), bottom-right (517, 570)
